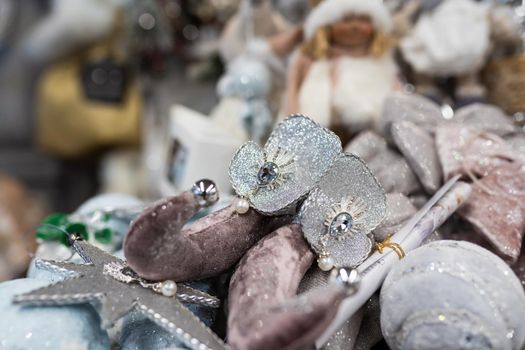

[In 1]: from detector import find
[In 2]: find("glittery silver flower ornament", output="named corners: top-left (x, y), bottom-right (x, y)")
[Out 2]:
top-left (229, 114), bottom-right (342, 215)
top-left (300, 153), bottom-right (387, 269)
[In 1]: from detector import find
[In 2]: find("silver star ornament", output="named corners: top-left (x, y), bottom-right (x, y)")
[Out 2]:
top-left (12, 236), bottom-right (226, 350)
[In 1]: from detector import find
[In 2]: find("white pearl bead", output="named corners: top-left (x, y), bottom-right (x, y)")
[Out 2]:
top-left (234, 197), bottom-right (250, 214)
top-left (161, 280), bottom-right (177, 297)
top-left (318, 256), bottom-right (334, 272)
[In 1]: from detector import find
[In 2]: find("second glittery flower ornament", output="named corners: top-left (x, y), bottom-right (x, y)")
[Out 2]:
top-left (300, 154), bottom-right (387, 270)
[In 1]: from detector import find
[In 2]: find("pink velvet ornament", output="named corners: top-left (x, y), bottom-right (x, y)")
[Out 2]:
top-left (227, 224), bottom-right (348, 350)
top-left (436, 124), bottom-right (524, 180)
top-left (459, 163), bottom-right (525, 263)
top-left (124, 191), bottom-right (291, 281)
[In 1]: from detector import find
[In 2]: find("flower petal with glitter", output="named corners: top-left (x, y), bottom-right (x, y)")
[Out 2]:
top-left (229, 115), bottom-right (342, 215)
top-left (300, 154), bottom-right (387, 268)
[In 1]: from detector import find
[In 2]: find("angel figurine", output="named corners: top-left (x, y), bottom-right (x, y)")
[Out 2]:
top-left (284, 0), bottom-right (400, 144)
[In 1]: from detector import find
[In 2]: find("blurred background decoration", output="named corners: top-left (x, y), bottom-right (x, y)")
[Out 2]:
top-left (0, 0), bottom-right (524, 278)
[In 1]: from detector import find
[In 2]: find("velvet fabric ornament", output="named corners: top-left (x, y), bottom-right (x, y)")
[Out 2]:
top-left (126, 115), bottom-right (342, 282)
top-left (227, 153), bottom-right (387, 349)
top-left (381, 241), bottom-right (525, 350)
top-left (124, 191), bottom-right (291, 281)
top-left (436, 124), bottom-right (524, 180)
top-left (459, 163), bottom-right (525, 263)
top-left (227, 224), bottom-right (348, 350)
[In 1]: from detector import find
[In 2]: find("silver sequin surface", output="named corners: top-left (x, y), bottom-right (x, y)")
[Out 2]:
top-left (229, 115), bottom-right (342, 215)
top-left (300, 154), bottom-right (387, 267)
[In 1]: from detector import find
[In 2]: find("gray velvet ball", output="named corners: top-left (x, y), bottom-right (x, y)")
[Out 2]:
top-left (380, 240), bottom-right (525, 350)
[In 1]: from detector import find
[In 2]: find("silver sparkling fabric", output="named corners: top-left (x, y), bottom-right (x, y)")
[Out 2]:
top-left (373, 193), bottom-right (417, 242)
top-left (512, 253), bottom-right (525, 292)
top-left (380, 92), bottom-right (444, 138)
top-left (354, 294), bottom-right (383, 350)
top-left (229, 114), bottom-right (342, 215)
top-left (300, 154), bottom-right (387, 268)
top-left (391, 121), bottom-right (442, 194)
top-left (298, 267), bottom-right (364, 350)
top-left (367, 148), bottom-right (421, 195)
top-left (344, 131), bottom-right (388, 163)
top-left (454, 103), bottom-right (516, 137)
top-left (13, 241), bottom-right (226, 350)
top-left (381, 241), bottom-right (525, 350)
top-left (506, 135), bottom-right (525, 153)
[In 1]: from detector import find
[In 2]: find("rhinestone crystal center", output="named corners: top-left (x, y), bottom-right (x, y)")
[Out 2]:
top-left (329, 212), bottom-right (354, 237)
top-left (257, 162), bottom-right (279, 186)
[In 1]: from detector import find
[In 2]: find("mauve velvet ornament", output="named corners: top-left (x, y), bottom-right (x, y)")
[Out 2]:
top-left (435, 125), bottom-right (524, 180)
top-left (228, 224), bottom-right (346, 350)
top-left (459, 163), bottom-right (525, 263)
top-left (124, 191), bottom-right (291, 281)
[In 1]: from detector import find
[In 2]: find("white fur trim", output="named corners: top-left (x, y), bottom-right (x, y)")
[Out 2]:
top-left (400, 0), bottom-right (490, 76)
top-left (298, 55), bottom-right (398, 131)
top-left (304, 0), bottom-right (392, 40)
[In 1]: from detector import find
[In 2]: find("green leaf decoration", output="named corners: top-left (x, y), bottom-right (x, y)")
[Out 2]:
top-left (64, 223), bottom-right (89, 245)
top-left (36, 213), bottom-right (70, 242)
top-left (94, 228), bottom-right (113, 244)
top-left (42, 213), bottom-right (69, 226)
